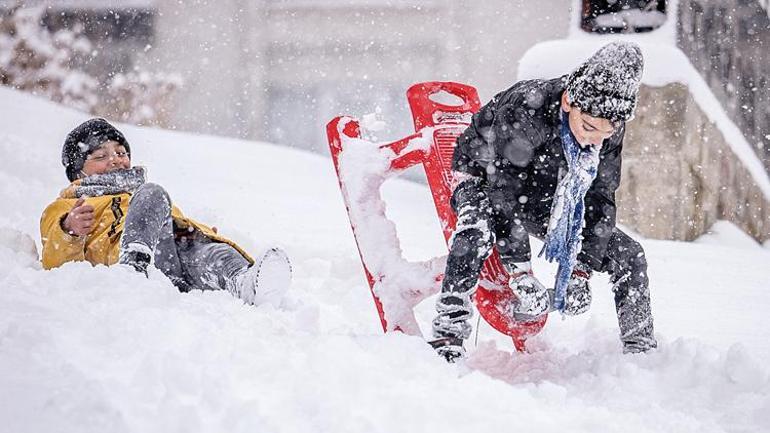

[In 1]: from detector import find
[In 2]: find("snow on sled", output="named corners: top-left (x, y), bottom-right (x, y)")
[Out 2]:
top-left (326, 82), bottom-right (547, 351)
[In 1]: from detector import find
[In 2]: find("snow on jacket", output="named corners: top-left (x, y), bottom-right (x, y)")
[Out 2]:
top-left (452, 76), bottom-right (625, 269)
top-left (40, 181), bottom-right (254, 270)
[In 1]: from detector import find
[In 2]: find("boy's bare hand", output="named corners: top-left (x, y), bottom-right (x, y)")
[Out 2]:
top-left (62, 197), bottom-right (95, 236)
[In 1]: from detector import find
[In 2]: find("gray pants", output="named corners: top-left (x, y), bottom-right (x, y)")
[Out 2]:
top-left (434, 179), bottom-right (657, 351)
top-left (120, 183), bottom-right (249, 292)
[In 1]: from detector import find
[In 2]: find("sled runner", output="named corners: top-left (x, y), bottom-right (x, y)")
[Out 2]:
top-left (326, 82), bottom-right (547, 351)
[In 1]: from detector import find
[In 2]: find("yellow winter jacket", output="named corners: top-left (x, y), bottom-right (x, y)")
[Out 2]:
top-left (40, 181), bottom-right (253, 270)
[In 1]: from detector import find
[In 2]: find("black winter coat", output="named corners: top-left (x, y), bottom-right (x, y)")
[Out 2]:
top-left (452, 76), bottom-right (625, 269)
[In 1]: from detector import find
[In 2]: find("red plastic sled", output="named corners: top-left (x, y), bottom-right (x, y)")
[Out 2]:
top-left (326, 82), bottom-right (547, 351)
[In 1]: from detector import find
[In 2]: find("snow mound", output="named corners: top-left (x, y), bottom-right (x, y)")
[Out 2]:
top-left (1, 87), bottom-right (770, 432)
top-left (695, 221), bottom-right (764, 250)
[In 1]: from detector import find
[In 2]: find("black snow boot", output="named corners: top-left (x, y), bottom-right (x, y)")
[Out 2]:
top-left (429, 336), bottom-right (465, 363)
top-left (119, 244), bottom-right (152, 277)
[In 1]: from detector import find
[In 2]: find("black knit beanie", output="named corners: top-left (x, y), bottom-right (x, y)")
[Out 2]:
top-left (566, 41), bottom-right (644, 123)
top-left (62, 118), bottom-right (131, 181)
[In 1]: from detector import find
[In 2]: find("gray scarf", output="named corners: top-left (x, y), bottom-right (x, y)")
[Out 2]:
top-left (75, 166), bottom-right (147, 198)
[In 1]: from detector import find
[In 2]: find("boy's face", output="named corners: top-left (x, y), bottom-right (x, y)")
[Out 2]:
top-left (81, 140), bottom-right (131, 177)
top-left (561, 92), bottom-right (616, 149)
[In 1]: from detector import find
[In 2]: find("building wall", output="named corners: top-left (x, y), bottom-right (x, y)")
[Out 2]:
top-left (677, 0), bottom-right (770, 172)
top-left (620, 84), bottom-right (770, 242)
top-left (143, 0), bottom-right (570, 151)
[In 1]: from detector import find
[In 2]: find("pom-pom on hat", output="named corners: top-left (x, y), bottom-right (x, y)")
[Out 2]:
top-left (62, 118), bottom-right (130, 181)
top-left (565, 41), bottom-right (644, 123)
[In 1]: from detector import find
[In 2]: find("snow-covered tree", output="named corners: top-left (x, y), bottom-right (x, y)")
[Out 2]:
top-left (0, 5), bottom-right (181, 126)
top-left (0, 5), bottom-right (97, 112)
top-left (99, 71), bottom-right (182, 126)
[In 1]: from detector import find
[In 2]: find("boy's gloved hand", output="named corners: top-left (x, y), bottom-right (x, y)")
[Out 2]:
top-left (563, 262), bottom-right (593, 316)
top-left (61, 197), bottom-right (95, 237)
top-left (508, 262), bottom-right (551, 320)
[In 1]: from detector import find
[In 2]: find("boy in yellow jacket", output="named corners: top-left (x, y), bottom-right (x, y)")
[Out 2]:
top-left (40, 118), bottom-right (291, 306)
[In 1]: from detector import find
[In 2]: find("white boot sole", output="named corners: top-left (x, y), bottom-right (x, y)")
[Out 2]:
top-left (251, 248), bottom-right (292, 307)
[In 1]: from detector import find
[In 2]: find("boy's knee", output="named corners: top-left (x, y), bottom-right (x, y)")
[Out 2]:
top-left (136, 182), bottom-right (168, 198)
top-left (449, 228), bottom-right (493, 259)
top-left (625, 239), bottom-right (647, 272)
top-left (133, 183), bottom-right (171, 208)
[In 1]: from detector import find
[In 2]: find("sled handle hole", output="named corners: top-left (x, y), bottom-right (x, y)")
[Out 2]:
top-left (428, 90), bottom-right (466, 107)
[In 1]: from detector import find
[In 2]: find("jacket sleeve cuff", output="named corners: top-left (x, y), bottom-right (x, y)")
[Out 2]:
top-left (576, 250), bottom-right (602, 272)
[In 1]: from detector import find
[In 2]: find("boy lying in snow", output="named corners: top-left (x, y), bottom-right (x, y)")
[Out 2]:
top-left (40, 118), bottom-right (292, 306)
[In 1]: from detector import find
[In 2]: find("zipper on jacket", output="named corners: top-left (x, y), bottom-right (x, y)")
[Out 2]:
top-left (108, 196), bottom-right (124, 238)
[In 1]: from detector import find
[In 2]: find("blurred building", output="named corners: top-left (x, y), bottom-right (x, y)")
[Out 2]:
top-left (140, 0), bottom-right (569, 152)
top-left (1, 1), bottom-right (767, 168)
top-left (0, 0), bottom-right (569, 151)
top-left (2, 0), bottom-right (769, 240)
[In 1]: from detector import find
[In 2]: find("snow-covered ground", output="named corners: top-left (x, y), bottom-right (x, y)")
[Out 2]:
top-left (1, 87), bottom-right (769, 433)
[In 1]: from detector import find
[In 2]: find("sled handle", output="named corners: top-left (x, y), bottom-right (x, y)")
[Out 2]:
top-left (406, 82), bottom-right (481, 130)
top-left (327, 115), bottom-right (428, 173)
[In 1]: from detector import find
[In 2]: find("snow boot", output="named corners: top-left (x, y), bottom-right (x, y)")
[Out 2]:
top-left (429, 336), bottom-right (465, 363)
top-left (230, 247), bottom-right (292, 306)
top-left (622, 336), bottom-right (657, 354)
top-left (507, 262), bottom-right (551, 321)
top-left (118, 243), bottom-right (152, 277)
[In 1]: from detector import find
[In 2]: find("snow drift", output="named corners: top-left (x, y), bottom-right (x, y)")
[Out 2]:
top-left (1, 87), bottom-right (769, 433)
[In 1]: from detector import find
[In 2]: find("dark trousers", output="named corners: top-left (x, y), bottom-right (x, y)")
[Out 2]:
top-left (433, 179), bottom-right (656, 351)
top-left (120, 183), bottom-right (249, 292)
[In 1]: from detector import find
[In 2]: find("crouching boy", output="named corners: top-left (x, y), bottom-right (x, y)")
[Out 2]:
top-left (431, 42), bottom-right (657, 361)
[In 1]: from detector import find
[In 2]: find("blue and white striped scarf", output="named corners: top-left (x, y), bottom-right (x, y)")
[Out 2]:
top-left (539, 112), bottom-right (600, 312)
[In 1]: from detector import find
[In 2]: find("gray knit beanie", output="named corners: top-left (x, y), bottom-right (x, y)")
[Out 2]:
top-left (62, 118), bottom-right (131, 181)
top-left (566, 41), bottom-right (644, 123)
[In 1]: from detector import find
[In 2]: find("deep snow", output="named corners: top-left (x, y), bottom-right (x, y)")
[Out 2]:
top-left (1, 87), bottom-right (769, 433)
